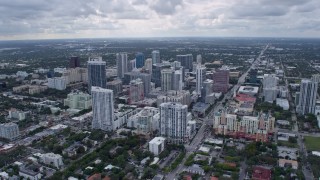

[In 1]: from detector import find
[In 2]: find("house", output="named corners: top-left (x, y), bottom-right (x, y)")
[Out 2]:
top-left (184, 164), bottom-right (205, 175)
top-left (19, 165), bottom-right (42, 180)
top-left (252, 166), bottom-right (271, 180)
top-left (278, 159), bottom-right (298, 169)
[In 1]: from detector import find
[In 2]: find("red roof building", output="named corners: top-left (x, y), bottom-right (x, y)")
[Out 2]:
top-left (235, 93), bottom-right (256, 103)
top-left (252, 166), bottom-right (272, 180)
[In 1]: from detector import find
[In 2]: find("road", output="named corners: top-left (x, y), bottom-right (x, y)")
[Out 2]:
top-left (166, 44), bottom-right (269, 180)
top-left (281, 60), bottom-right (315, 180)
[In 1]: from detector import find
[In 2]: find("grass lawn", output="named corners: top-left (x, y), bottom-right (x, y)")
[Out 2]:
top-left (278, 140), bottom-right (298, 148)
top-left (304, 136), bottom-right (320, 151)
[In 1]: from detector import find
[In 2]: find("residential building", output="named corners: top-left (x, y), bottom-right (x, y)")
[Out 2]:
top-left (69, 56), bottom-right (80, 68)
top-left (213, 69), bottom-right (229, 93)
top-left (173, 69), bottom-right (183, 91)
top-left (41, 153), bottom-right (64, 169)
top-left (19, 165), bottom-right (42, 180)
top-left (296, 79), bottom-right (318, 115)
top-left (0, 123), bottom-right (20, 140)
top-left (144, 58), bottom-right (153, 74)
top-left (106, 79), bottom-right (123, 96)
top-left (161, 69), bottom-right (174, 91)
top-left (16, 71), bottom-right (28, 78)
top-left (157, 90), bottom-right (191, 107)
top-left (160, 102), bottom-right (188, 144)
top-left (196, 65), bottom-right (206, 96)
top-left (116, 52), bottom-right (128, 78)
top-left (91, 87), bottom-right (114, 131)
top-left (196, 54), bottom-right (202, 64)
top-left (129, 78), bottom-right (144, 104)
top-left (263, 74), bottom-right (278, 102)
top-left (48, 77), bottom-right (67, 90)
top-left (62, 67), bottom-right (88, 84)
top-left (124, 71), bottom-right (151, 96)
top-left (87, 57), bottom-right (106, 93)
top-left (136, 52), bottom-right (145, 68)
top-left (127, 59), bottom-right (136, 72)
top-left (149, 137), bottom-right (166, 155)
top-left (64, 91), bottom-right (92, 110)
top-left (152, 50), bottom-right (160, 64)
top-left (8, 109), bottom-right (27, 121)
top-left (213, 111), bottom-right (274, 142)
top-left (152, 63), bottom-right (171, 87)
top-left (176, 54), bottom-right (193, 72)
top-left (127, 107), bottom-right (160, 134)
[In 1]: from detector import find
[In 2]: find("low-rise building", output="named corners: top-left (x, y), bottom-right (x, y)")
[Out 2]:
top-left (252, 166), bottom-right (271, 180)
top-left (149, 137), bottom-right (166, 155)
top-left (276, 98), bottom-right (289, 110)
top-left (127, 107), bottom-right (159, 134)
top-left (19, 165), bottom-right (42, 180)
top-left (64, 91), bottom-right (92, 110)
top-left (0, 123), bottom-right (20, 140)
top-left (278, 159), bottom-right (298, 169)
top-left (8, 109), bottom-right (27, 121)
top-left (48, 77), bottom-right (67, 90)
top-left (41, 153), bottom-right (64, 169)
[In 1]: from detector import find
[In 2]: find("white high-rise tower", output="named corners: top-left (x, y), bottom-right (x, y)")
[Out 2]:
top-left (116, 52), bottom-right (128, 78)
top-left (91, 86), bottom-right (114, 131)
top-left (160, 102), bottom-right (188, 144)
top-left (196, 65), bottom-right (206, 96)
top-left (296, 79), bottom-right (318, 115)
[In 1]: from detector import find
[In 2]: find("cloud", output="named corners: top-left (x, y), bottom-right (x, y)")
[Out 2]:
top-left (0, 0), bottom-right (319, 39)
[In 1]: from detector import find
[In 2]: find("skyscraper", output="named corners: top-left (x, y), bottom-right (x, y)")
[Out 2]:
top-left (160, 102), bottom-right (188, 144)
top-left (69, 56), bottom-right (81, 68)
top-left (263, 74), bottom-right (278, 103)
top-left (135, 52), bottom-right (145, 68)
top-left (127, 59), bottom-right (136, 72)
top-left (116, 52), bottom-right (128, 78)
top-left (129, 78), bottom-right (144, 104)
top-left (296, 79), bottom-right (318, 115)
top-left (173, 70), bottom-right (183, 91)
top-left (152, 63), bottom-right (171, 88)
top-left (161, 69), bottom-right (174, 91)
top-left (176, 54), bottom-right (193, 72)
top-left (87, 57), bottom-right (106, 93)
top-left (124, 71), bottom-right (151, 96)
top-left (196, 65), bottom-right (206, 96)
top-left (152, 50), bottom-right (160, 64)
top-left (144, 58), bottom-right (153, 74)
top-left (213, 69), bottom-right (230, 93)
top-left (196, 54), bottom-right (202, 64)
top-left (91, 86), bottom-right (114, 131)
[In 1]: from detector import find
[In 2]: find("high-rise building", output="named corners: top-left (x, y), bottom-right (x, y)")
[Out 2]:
top-left (106, 79), bottom-right (123, 96)
top-left (213, 69), bottom-right (229, 93)
top-left (69, 56), bottom-right (80, 68)
top-left (87, 57), bottom-right (106, 93)
top-left (176, 54), bottom-right (193, 72)
top-left (311, 74), bottom-right (320, 83)
top-left (0, 123), bottom-right (20, 140)
top-left (196, 65), bottom-right (206, 96)
top-left (296, 79), bottom-right (318, 115)
top-left (160, 102), bottom-right (188, 144)
top-left (152, 63), bottom-right (172, 87)
top-left (144, 58), bottom-right (153, 74)
top-left (263, 74), bottom-right (278, 103)
top-left (196, 54), bottom-right (202, 64)
top-left (173, 70), bottom-right (183, 91)
top-left (127, 59), bottom-right (136, 72)
top-left (91, 87), bottom-right (114, 131)
top-left (135, 52), bottom-right (145, 68)
top-left (116, 52), bottom-right (128, 78)
top-left (124, 71), bottom-right (151, 96)
top-left (161, 69), bottom-right (174, 91)
top-left (152, 50), bottom-right (160, 64)
top-left (129, 78), bottom-right (144, 104)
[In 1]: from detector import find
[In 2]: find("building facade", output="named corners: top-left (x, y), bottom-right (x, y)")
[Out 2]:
top-left (87, 57), bottom-right (106, 93)
top-left (196, 65), bottom-right (206, 96)
top-left (152, 50), bottom-right (160, 64)
top-left (116, 52), bottom-right (128, 78)
top-left (69, 56), bottom-right (80, 68)
top-left (135, 52), bottom-right (145, 68)
top-left (129, 78), bottom-right (144, 104)
top-left (213, 69), bottom-right (229, 93)
top-left (176, 54), bottom-right (193, 72)
top-left (296, 79), bottom-right (318, 115)
top-left (0, 123), bottom-right (20, 140)
top-left (160, 102), bottom-right (188, 144)
top-left (91, 87), bottom-right (114, 131)
top-left (149, 137), bottom-right (166, 155)
top-left (64, 91), bottom-right (92, 110)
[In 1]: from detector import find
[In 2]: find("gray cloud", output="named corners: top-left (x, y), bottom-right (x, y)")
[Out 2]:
top-left (0, 0), bottom-right (319, 39)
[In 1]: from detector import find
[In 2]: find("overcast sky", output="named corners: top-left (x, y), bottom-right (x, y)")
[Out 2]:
top-left (0, 0), bottom-right (319, 40)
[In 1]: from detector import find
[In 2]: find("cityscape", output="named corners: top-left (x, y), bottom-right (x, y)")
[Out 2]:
top-left (1, 1), bottom-right (320, 180)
